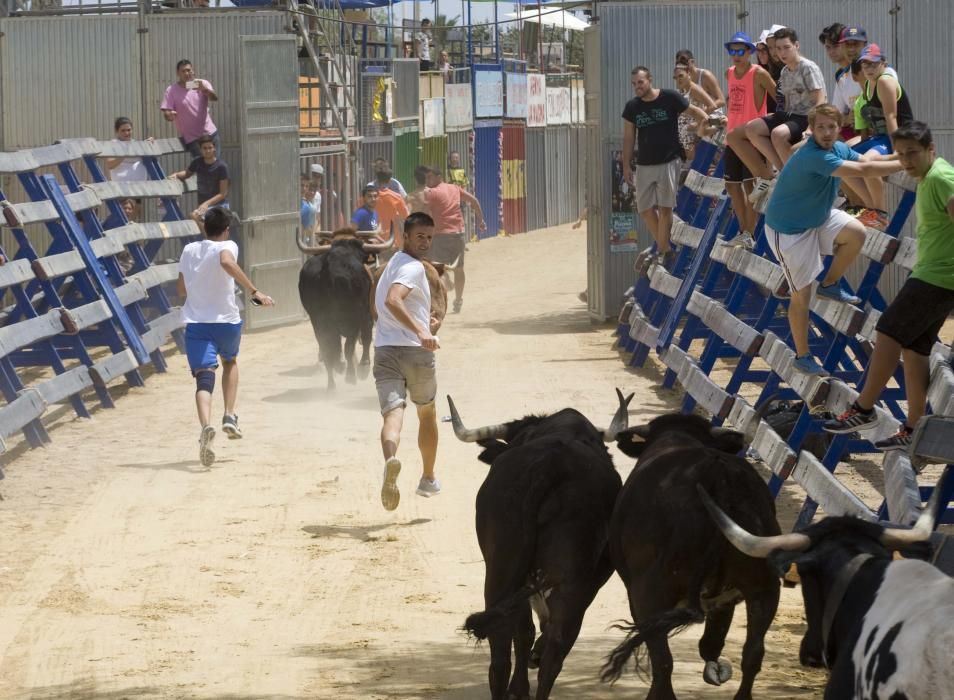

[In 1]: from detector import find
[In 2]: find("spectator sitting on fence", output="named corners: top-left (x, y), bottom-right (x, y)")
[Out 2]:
top-left (351, 186), bottom-right (380, 233)
top-left (819, 24), bottom-right (856, 141)
top-left (734, 28), bottom-right (828, 208)
top-left (416, 19), bottom-right (432, 72)
top-left (622, 66), bottom-right (709, 266)
top-left (374, 168), bottom-right (410, 249)
top-left (300, 175), bottom-right (318, 247)
top-left (425, 166), bottom-right (487, 313)
top-left (367, 158), bottom-right (407, 198)
top-left (674, 49), bottom-right (726, 111)
top-left (447, 151), bottom-right (469, 189)
top-left (841, 43), bottom-right (914, 232)
top-left (408, 165), bottom-right (431, 216)
top-left (438, 50), bottom-right (453, 81)
top-left (755, 28), bottom-right (784, 114)
top-left (673, 62), bottom-right (718, 168)
top-left (161, 59), bottom-right (220, 159)
top-left (823, 121), bottom-right (954, 449)
top-left (763, 103), bottom-right (903, 376)
top-left (170, 135), bottom-right (230, 232)
top-left (177, 207), bottom-right (274, 467)
top-left (105, 117), bottom-right (154, 182)
top-left (720, 31), bottom-right (774, 250)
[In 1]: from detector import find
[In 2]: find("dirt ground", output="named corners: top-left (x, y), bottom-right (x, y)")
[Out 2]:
top-left (1, 223), bottom-right (870, 699)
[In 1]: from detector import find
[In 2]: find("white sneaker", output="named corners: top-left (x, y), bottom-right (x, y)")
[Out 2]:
top-left (722, 231), bottom-right (755, 250)
top-left (747, 177), bottom-right (773, 206)
top-left (381, 457), bottom-right (401, 511)
top-left (198, 425), bottom-right (216, 467)
top-left (415, 477), bottom-right (442, 497)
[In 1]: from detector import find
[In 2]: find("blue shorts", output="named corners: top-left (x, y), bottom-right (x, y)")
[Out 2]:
top-left (185, 322), bottom-right (243, 373)
top-left (854, 134), bottom-right (892, 156)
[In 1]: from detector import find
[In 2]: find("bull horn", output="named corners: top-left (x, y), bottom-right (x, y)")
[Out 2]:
top-left (879, 471), bottom-right (946, 548)
top-left (362, 231), bottom-right (395, 254)
top-left (446, 395), bottom-right (509, 442)
top-left (697, 485), bottom-right (811, 558)
top-left (297, 229), bottom-right (334, 254)
top-left (602, 388), bottom-right (635, 442)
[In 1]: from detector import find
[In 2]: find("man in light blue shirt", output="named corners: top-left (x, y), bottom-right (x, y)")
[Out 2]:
top-left (764, 103), bottom-right (903, 375)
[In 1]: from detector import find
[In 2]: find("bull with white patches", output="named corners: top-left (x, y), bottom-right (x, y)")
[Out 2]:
top-left (700, 475), bottom-right (954, 700)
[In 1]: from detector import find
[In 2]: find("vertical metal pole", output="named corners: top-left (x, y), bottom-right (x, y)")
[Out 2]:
top-left (494, 0), bottom-right (499, 62)
top-left (537, 1), bottom-right (543, 70)
top-left (386, 0), bottom-right (392, 58)
top-left (467, 0), bottom-right (473, 66)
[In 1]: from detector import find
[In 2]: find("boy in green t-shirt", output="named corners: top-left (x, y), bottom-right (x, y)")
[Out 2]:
top-left (824, 121), bottom-right (954, 449)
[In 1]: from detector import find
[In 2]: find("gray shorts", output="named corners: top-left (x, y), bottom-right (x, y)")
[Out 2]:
top-left (373, 345), bottom-right (437, 414)
top-left (428, 232), bottom-right (466, 267)
top-left (635, 159), bottom-right (681, 213)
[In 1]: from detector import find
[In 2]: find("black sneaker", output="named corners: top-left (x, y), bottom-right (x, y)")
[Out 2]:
top-left (222, 414), bottom-right (243, 440)
top-left (874, 426), bottom-right (913, 452)
top-left (823, 403), bottom-right (879, 434)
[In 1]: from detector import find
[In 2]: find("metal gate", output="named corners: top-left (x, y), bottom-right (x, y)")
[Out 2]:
top-left (393, 126), bottom-right (420, 194)
top-left (238, 35), bottom-right (302, 329)
top-left (501, 121), bottom-right (527, 235)
top-left (474, 121), bottom-right (502, 239)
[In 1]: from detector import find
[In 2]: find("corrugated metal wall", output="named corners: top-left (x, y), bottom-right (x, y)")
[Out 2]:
top-left (525, 128), bottom-right (547, 232)
top-left (474, 122), bottom-right (502, 239)
top-left (393, 126), bottom-right (420, 193)
top-left (360, 137), bottom-right (394, 187)
top-left (501, 121), bottom-right (527, 235)
top-left (299, 150), bottom-right (351, 232)
top-left (420, 135), bottom-right (448, 173)
top-left (544, 125), bottom-right (575, 226)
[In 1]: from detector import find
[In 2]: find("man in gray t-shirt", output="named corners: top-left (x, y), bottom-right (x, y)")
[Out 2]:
top-left (738, 27), bottom-right (828, 206)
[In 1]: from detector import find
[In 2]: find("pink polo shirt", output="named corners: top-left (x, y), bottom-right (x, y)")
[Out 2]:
top-left (160, 80), bottom-right (218, 145)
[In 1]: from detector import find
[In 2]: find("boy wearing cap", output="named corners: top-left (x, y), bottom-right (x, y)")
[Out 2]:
top-left (762, 104), bottom-right (903, 376)
top-left (824, 121), bottom-right (954, 449)
top-left (742, 28), bottom-right (828, 205)
top-left (721, 31), bottom-right (775, 248)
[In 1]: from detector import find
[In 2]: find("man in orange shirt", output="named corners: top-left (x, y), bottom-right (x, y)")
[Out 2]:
top-left (374, 168), bottom-right (410, 247)
top-left (425, 167), bottom-right (486, 313)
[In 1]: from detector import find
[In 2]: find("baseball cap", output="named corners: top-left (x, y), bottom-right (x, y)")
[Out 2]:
top-left (724, 31), bottom-right (756, 51)
top-left (858, 43), bottom-right (885, 63)
top-left (310, 163), bottom-right (325, 176)
top-left (767, 24), bottom-right (787, 37)
top-left (838, 26), bottom-right (868, 43)
top-left (757, 29), bottom-right (771, 46)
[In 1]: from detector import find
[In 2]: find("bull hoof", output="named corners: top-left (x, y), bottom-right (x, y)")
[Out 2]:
top-left (703, 658), bottom-right (732, 686)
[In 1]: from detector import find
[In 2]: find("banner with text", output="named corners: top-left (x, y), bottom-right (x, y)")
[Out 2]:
top-left (527, 74), bottom-right (547, 127)
top-left (474, 70), bottom-right (504, 119)
top-left (444, 83), bottom-right (473, 131)
top-left (546, 86), bottom-right (572, 125)
top-left (505, 72), bottom-right (528, 120)
top-left (422, 98), bottom-right (445, 139)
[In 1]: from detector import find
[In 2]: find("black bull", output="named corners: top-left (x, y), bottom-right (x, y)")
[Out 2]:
top-left (449, 390), bottom-right (633, 700)
top-left (298, 238), bottom-right (376, 390)
top-left (601, 413), bottom-right (781, 700)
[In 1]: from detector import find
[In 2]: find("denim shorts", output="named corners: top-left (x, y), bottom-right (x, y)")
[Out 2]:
top-left (373, 345), bottom-right (437, 414)
top-left (185, 322), bottom-right (243, 373)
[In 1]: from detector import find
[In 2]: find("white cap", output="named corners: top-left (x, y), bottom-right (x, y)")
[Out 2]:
top-left (768, 24), bottom-right (787, 37)
top-left (757, 30), bottom-right (771, 46)
top-left (310, 163), bottom-right (325, 176)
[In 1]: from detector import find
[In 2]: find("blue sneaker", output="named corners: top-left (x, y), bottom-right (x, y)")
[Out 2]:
top-left (792, 354), bottom-right (829, 376)
top-left (816, 280), bottom-right (861, 305)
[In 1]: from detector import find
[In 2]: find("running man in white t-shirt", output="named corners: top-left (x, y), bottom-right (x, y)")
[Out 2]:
top-left (374, 212), bottom-right (440, 510)
top-left (177, 208), bottom-right (274, 467)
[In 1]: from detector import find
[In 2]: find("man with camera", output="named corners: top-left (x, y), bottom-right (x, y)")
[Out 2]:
top-left (161, 59), bottom-right (220, 158)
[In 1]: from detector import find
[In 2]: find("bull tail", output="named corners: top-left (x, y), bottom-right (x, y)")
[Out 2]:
top-left (463, 576), bottom-right (546, 640)
top-left (600, 608), bottom-right (705, 684)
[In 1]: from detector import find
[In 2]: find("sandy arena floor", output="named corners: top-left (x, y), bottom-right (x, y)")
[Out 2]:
top-left (0, 223), bottom-right (886, 698)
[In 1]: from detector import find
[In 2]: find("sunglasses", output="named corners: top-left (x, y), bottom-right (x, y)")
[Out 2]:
top-left (726, 47), bottom-right (750, 56)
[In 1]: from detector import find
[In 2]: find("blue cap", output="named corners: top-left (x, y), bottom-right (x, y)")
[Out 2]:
top-left (724, 31), bottom-right (756, 52)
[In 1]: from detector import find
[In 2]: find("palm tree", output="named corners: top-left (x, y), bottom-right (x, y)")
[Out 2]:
top-left (431, 13), bottom-right (461, 53)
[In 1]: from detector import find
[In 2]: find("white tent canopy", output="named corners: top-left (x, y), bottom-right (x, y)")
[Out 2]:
top-left (504, 8), bottom-right (589, 31)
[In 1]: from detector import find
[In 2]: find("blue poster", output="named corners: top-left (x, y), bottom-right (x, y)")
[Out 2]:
top-left (474, 70), bottom-right (504, 119)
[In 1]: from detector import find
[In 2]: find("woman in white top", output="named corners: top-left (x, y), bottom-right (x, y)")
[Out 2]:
top-left (104, 117), bottom-right (153, 182)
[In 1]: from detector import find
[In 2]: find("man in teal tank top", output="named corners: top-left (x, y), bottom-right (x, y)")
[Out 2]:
top-left (824, 121), bottom-right (954, 450)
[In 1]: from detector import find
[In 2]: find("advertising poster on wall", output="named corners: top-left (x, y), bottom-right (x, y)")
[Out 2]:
top-left (609, 149), bottom-right (638, 252)
top-left (422, 98), bottom-right (445, 138)
top-left (527, 74), bottom-right (546, 127)
top-left (545, 86), bottom-right (572, 125)
top-left (444, 83), bottom-right (473, 131)
top-left (474, 70), bottom-right (504, 118)
top-left (505, 72), bottom-right (528, 119)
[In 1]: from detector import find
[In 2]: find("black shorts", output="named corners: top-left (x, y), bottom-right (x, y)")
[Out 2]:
top-left (420, 59), bottom-right (433, 71)
top-left (875, 277), bottom-right (954, 356)
top-left (761, 112), bottom-right (810, 144)
top-left (723, 146), bottom-right (754, 183)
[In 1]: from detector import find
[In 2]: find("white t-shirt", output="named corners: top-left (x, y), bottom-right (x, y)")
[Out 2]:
top-left (108, 139), bottom-right (149, 182)
top-left (374, 251), bottom-right (430, 347)
top-left (416, 31), bottom-right (431, 61)
top-left (311, 190), bottom-right (322, 214)
top-left (179, 239), bottom-right (242, 324)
